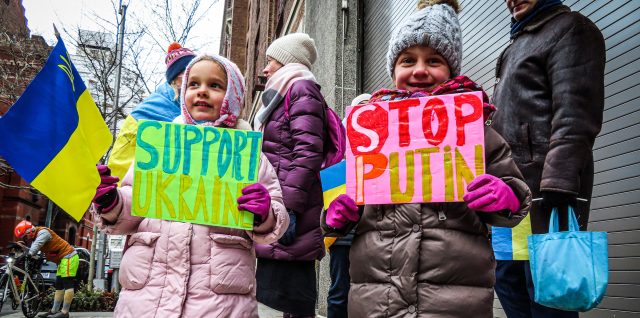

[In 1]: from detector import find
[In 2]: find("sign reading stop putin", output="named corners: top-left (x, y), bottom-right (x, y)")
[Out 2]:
top-left (345, 92), bottom-right (486, 205)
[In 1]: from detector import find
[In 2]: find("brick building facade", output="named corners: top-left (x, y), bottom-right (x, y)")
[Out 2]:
top-left (0, 0), bottom-right (28, 36)
top-left (220, 0), bottom-right (305, 121)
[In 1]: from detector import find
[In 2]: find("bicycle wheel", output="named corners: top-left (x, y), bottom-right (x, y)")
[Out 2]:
top-left (21, 273), bottom-right (44, 318)
top-left (0, 273), bottom-right (8, 312)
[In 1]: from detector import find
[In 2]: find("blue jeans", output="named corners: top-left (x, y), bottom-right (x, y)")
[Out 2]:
top-left (327, 245), bottom-right (350, 318)
top-left (495, 260), bottom-right (579, 318)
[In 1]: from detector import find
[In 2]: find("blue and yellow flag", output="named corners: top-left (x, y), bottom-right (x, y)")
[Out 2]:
top-left (0, 39), bottom-right (112, 221)
top-left (320, 160), bottom-right (347, 250)
top-left (320, 160), bottom-right (347, 210)
top-left (492, 214), bottom-right (533, 260)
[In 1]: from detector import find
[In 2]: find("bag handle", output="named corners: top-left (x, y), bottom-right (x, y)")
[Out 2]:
top-left (548, 206), bottom-right (580, 233)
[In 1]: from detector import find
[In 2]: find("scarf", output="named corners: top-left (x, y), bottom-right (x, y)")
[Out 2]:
top-left (510, 0), bottom-right (563, 37)
top-left (179, 53), bottom-right (245, 127)
top-left (131, 82), bottom-right (180, 122)
top-left (370, 75), bottom-right (497, 122)
top-left (254, 63), bottom-right (317, 131)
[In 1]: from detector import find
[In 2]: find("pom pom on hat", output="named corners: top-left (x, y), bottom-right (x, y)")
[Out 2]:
top-left (417, 0), bottom-right (460, 13)
top-left (165, 42), bottom-right (196, 82)
top-left (167, 42), bottom-right (182, 53)
top-left (386, 0), bottom-right (462, 77)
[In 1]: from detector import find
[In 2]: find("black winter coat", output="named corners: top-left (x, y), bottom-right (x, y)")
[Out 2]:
top-left (492, 5), bottom-right (606, 233)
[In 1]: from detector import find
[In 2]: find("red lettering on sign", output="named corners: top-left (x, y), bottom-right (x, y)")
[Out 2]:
top-left (347, 103), bottom-right (389, 155)
top-left (454, 94), bottom-right (483, 146)
top-left (389, 99), bottom-right (421, 147)
top-left (421, 97), bottom-right (448, 146)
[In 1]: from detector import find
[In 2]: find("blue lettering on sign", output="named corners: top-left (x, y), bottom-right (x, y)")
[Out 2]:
top-left (136, 121), bottom-right (161, 170)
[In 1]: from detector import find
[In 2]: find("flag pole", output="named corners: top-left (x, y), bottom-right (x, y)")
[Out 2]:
top-left (87, 1), bottom-right (128, 292)
top-left (111, 3), bottom-right (128, 136)
top-left (102, 1), bottom-right (128, 293)
top-left (53, 23), bottom-right (61, 39)
top-left (43, 23), bottom-right (60, 231)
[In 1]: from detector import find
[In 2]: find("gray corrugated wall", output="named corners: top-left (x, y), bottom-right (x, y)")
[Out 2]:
top-left (362, 0), bottom-right (640, 316)
top-left (362, 0), bottom-right (412, 92)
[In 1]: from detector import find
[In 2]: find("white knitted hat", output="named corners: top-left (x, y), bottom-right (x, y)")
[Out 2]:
top-left (266, 33), bottom-right (318, 68)
top-left (386, 0), bottom-right (462, 77)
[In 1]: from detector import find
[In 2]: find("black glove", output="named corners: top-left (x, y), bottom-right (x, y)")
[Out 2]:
top-left (541, 191), bottom-right (577, 210)
top-left (278, 210), bottom-right (297, 246)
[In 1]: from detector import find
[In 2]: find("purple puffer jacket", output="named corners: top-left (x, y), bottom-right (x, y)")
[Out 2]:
top-left (255, 80), bottom-right (327, 261)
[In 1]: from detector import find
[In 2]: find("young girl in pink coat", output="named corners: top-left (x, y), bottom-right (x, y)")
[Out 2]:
top-left (92, 53), bottom-right (289, 318)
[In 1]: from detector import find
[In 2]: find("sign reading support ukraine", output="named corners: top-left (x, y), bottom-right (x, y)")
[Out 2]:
top-left (0, 39), bottom-right (112, 221)
top-left (132, 120), bottom-right (263, 230)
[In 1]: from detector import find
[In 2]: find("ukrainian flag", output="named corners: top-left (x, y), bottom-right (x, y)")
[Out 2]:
top-left (320, 160), bottom-right (347, 250)
top-left (0, 39), bottom-right (112, 221)
top-left (492, 214), bottom-right (533, 260)
top-left (320, 160), bottom-right (347, 210)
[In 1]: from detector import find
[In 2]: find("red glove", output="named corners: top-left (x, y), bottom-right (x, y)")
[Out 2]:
top-left (237, 183), bottom-right (271, 224)
top-left (93, 165), bottom-right (119, 213)
top-left (326, 194), bottom-right (359, 229)
top-left (463, 174), bottom-right (520, 213)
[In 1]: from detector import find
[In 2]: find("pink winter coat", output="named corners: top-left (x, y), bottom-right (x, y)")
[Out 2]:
top-left (95, 119), bottom-right (289, 318)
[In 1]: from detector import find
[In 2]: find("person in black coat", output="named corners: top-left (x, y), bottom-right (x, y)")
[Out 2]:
top-left (490, 1), bottom-right (606, 317)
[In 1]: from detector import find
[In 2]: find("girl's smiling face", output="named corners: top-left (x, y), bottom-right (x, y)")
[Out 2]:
top-left (393, 45), bottom-right (451, 93)
top-left (184, 60), bottom-right (227, 122)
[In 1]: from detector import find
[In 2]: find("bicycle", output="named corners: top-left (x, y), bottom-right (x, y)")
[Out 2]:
top-left (0, 253), bottom-right (46, 318)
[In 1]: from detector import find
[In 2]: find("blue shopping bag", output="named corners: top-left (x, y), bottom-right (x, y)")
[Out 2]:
top-left (527, 206), bottom-right (608, 312)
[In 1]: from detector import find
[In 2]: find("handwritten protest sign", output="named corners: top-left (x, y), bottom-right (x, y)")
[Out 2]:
top-left (132, 120), bottom-right (263, 230)
top-left (345, 92), bottom-right (486, 205)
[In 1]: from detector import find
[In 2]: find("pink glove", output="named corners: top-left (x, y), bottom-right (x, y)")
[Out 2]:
top-left (237, 183), bottom-right (271, 224)
top-left (93, 164), bottom-right (119, 213)
top-left (326, 194), bottom-right (359, 229)
top-left (463, 174), bottom-right (520, 213)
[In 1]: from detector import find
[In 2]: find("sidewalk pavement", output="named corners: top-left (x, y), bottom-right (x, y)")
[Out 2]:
top-left (0, 304), bottom-right (324, 317)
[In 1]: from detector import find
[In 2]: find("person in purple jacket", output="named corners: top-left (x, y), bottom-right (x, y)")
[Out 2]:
top-left (253, 33), bottom-right (327, 318)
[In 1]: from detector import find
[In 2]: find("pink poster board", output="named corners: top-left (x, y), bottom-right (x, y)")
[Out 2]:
top-left (345, 92), bottom-right (486, 205)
